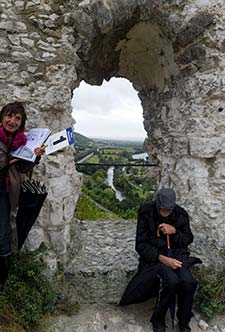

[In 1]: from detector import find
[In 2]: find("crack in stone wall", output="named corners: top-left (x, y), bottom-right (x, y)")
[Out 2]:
top-left (1, 0), bottom-right (225, 277)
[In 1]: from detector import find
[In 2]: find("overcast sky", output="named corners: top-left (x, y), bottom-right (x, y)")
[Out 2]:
top-left (71, 78), bottom-right (146, 141)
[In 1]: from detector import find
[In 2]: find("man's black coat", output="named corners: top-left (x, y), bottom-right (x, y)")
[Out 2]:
top-left (120, 201), bottom-right (201, 305)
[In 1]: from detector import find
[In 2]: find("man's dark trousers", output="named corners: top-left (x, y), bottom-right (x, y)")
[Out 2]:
top-left (150, 261), bottom-right (197, 327)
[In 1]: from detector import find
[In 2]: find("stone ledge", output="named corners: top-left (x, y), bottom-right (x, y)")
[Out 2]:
top-left (64, 219), bottom-right (138, 304)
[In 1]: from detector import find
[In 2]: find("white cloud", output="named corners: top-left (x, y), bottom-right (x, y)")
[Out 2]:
top-left (72, 77), bottom-right (146, 140)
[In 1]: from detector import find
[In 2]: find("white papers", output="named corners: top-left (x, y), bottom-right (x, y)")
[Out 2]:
top-left (11, 127), bottom-right (75, 161)
top-left (11, 128), bottom-right (51, 162)
top-left (45, 127), bottom-right (75, 155)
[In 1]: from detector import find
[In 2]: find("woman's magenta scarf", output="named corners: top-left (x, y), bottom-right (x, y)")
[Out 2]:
top-left (0, 125), bottom-right (27, 151)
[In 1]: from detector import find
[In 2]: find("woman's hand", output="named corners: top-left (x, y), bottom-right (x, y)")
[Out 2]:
top-left (34, 144), bottom-right (47, 156)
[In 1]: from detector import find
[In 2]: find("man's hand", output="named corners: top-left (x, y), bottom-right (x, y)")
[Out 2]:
top-left (159, 223), bottom-right (176, 235)
top-left (159, 255), bottom-right (182, 269)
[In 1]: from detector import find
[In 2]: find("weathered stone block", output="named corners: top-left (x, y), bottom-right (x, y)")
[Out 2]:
top-left (189, 137), bottom-right (222, 158)
top-left (174, 12), bottom-right (214, 49)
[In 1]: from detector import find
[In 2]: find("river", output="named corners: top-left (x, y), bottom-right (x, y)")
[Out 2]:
top-left (106, 166), bottom-right (125, 201)
top-left (106, 152), bottom-right (148, 201)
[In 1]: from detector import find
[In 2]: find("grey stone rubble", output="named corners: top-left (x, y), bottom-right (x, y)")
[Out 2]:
top-left (40, 303), bottom-right (225, 332)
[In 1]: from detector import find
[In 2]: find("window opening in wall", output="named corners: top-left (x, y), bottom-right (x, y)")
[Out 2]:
top-left (71, 77), bottom-right (157, 221)
top-left (72, 77), bottom-right (146, 141)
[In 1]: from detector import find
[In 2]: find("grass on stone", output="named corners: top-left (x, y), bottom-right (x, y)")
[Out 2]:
top-left (195, 269), bottom-right (225, 320)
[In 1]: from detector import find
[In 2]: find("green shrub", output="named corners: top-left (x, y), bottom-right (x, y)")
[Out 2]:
top-left (0, 250), bottom-right (58, 331)
top-left (195, 269), bottom-right (225, 320)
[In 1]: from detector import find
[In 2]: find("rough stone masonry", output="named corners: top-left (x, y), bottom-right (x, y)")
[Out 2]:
top-left (1, 0), bottom-right (225, 285)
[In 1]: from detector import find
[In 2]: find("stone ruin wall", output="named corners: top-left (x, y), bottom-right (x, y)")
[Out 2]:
top-left (1, 0), bottom-right (225, 271)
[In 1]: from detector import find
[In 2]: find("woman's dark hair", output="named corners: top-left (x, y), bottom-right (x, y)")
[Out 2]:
top-left (0, 101), bottom-right (27, 130)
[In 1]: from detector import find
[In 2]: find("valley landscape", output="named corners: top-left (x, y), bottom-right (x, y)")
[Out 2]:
top-left (74, 133), bottom-right (157, 220)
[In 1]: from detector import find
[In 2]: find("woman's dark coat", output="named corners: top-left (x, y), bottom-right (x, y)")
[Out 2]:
top-left (120, 201), bottom-right (201, 305)
top-left (0, 141), bottom-right (37, 209)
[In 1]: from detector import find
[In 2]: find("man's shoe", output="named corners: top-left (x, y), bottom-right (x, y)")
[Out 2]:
top-left (179, 325), bottom-right (191, 332)
top-left (152, 321), bottom-right (166, 332)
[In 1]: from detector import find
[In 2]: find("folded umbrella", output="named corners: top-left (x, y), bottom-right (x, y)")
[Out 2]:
top-left (166, 234), bottom-right (176, 329)
top-left (157, 227), bottom-right (176, 330)
top-left (16, 178), bottom-right (48, 249)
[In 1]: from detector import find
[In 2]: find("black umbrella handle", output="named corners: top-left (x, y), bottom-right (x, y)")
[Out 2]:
top-left (21, 179), bottom-right (47, 194)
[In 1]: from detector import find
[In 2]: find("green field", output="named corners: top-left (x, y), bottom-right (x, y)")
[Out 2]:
top-left (86, 154), bottom-right (99, 163)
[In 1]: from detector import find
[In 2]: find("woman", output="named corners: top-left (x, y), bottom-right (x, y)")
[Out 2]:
top-left (0, 101), bottom-right (45, 286)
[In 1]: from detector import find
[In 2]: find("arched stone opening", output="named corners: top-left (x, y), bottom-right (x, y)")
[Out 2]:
top-left (71, 3), bottom-right (180, 210)
top-left (1, 0), bottom-right (225, 277)
top-left (70, 1), bottom-right (219, 273)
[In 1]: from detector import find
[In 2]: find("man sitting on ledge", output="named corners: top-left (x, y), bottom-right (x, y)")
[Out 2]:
top-left (120, 187), bottom-right (201, 332)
